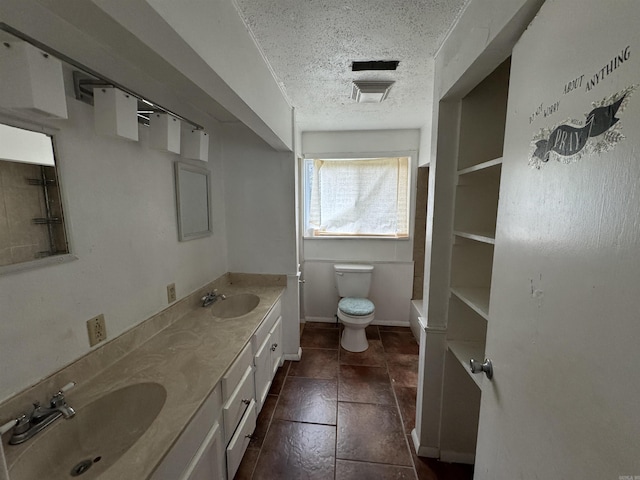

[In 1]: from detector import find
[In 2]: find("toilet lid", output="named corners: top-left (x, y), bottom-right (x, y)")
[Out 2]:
top-left (338, 297), bottom-right (375, 316)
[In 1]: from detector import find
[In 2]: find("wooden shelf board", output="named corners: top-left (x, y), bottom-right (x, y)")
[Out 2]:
top-left (457, 157), bottom-right (503, 176)
top-left (450, 287), bottom-right (490, 321)
top-left (448, 340), bottom-right (485, 388)
top-left (454, 230), bottom-right (495, 244)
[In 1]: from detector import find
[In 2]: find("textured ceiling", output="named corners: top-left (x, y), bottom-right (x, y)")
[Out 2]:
top-left (234, 0), bottom-right (468, 132)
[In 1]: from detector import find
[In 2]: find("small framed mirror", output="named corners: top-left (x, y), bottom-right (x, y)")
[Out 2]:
top-left (174, 161), bottom-right (212, 241)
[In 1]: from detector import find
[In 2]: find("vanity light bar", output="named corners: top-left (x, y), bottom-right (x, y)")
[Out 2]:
top-left (0, 22), bottom-right (204, 132)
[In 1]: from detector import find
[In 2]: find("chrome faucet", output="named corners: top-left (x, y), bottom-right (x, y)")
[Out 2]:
top-left (201, 289), bottom-right (226, 307)
top-left (3, 382), bottom-right (76, 445)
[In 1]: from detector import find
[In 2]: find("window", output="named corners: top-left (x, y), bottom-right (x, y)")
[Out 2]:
top-left (303, 157), bottom-right (410, 238)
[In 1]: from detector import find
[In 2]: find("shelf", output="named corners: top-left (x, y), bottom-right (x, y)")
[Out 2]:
top-left (457, 157), bottom-right (502, 176)
top-left (450, 287), bottom-right (490, 321)
top-left (448, 340), bottom-right (485, 388)
top-left (454, 230), bottom-right (495, 244)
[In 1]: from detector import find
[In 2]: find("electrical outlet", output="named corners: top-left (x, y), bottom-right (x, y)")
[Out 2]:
top-left (167, 283), bottom-right (177, 303)
top-left (87, 314), bottom-right (107, 347)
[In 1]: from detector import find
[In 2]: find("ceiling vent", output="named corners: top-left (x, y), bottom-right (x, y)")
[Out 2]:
top-left (351, 81), bottom-right (394, 103)
top-left (351, 60), bottom-right (399, 71)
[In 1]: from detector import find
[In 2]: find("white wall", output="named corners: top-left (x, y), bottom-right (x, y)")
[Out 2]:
top-left (0, 98), bottom-right (227, 401)
top-left (221, 123), bottom-right (297, 275)
top-left (300, 129), bottom-right (420, 324)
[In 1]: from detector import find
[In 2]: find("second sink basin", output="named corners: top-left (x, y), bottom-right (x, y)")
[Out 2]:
top-left (8, 382), bottom-right (166, 480)
top-left (210, 293), bottom-right (260, 318)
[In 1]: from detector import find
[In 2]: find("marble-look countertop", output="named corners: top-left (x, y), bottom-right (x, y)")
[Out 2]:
top-left (4, 282), bottom-right (284, 479)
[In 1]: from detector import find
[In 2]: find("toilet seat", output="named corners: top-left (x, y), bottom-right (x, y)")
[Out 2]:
top-left (338, 297), bottom-right (375, 316)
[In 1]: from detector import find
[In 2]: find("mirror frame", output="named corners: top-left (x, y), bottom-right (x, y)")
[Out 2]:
top-left (174, 161), bottom-right (212, 241)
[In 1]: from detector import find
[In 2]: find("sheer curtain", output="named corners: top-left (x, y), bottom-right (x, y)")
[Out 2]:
top-left (308, 157), bottom-right (409, 237)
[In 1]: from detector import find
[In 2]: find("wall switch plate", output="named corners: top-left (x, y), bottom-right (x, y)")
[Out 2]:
top-left (167, 283), bottom-right (177, 303)
top-left (87, 314), bottom-right (107, 347)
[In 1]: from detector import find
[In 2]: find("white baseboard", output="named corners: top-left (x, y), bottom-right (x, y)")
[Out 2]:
top-left (411, 429), bottom-right (440, 458)
top-left (283, 347), bottom-right (302, 362)
top-left (303, 316), bottom-right (410, 327)
top-left (440, 450), bottom-right (475, 465)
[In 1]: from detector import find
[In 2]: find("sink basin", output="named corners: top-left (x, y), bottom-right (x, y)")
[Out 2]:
top-left (210, 293), bottom-right (260, 318)
top-left (8, 382), bottom-right (166, 480)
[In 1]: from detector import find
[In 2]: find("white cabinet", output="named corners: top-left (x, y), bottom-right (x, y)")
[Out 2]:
top-left (269, 317), bottom-right (283, 377)
top-left (182, 422), bottom-right (225, 480)
top-left (251, 300), bottom-right (283, 413)
top-left (150, 384), bottom-right (224, 480)
top-left (153, 298), bottom-right (283, 479)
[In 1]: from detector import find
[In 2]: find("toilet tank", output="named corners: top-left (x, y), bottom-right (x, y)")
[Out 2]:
top-left (334, 264), bottom-right (374, 297)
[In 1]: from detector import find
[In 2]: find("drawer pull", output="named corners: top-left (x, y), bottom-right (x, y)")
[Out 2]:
top-left (245, 434), bottom-right (253, 439)
top-left (271, 343), bottom-right (278, 352)
top-left (241, 398), bottom-right (251, 405)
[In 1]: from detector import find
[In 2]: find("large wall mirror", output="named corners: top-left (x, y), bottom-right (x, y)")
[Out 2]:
top-left (0, 121), bottom-right (72, 273)
top-left (175, 161), bottom-right (212, 241)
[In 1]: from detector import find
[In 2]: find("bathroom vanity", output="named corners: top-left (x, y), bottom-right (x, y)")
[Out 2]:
top-left (0, 274), bottom-right (285, 480)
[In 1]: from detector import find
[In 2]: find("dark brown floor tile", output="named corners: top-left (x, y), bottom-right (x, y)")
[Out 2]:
top-left (386, 352), bottom-right (420, 367)
top-left (380, 331), bottom-right (419, 355)
top-left (335, 459), bottom-right (417, 479)
top-left (301, 328), bottom-right (340, 349)
top-left (289, 348), bottom-right (338, 379)
top-left (274, 376), bottom-right (337, 425)
top-left (388, 362), bottom-right (419, 388)
top-left (340, 339), bottom-right (386, 367)
top-left (305, 321), bottom-right (340, 329)
top-left (253, 420), bottom-right (336, 480)
top-left (365, 325), bottom-right (381, 340)
top-left (233, 446), bottom-right (260, 480)
top-left (337, 402), bottom-right (412, 466)
top-left (269, 361), bottom-right (291, 395)
top-left (394, 386), bottom-right (417, 433)
top-left (249, 394), bottom-right (278, 448)
top-left (407, 435), bottom-right (474, 480)
top-left (339, 365), bottom-right (395, 404)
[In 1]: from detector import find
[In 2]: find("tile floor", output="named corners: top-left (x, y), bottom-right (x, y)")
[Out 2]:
top-left (234, 322), bottom-right (474, 480)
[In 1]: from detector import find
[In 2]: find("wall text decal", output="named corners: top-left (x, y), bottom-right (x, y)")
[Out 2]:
top-left (529, 85), bottom-right (636, 169)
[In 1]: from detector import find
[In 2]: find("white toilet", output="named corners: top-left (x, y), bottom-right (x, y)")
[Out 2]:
top-left (334, 264), bottom-right (375, 352)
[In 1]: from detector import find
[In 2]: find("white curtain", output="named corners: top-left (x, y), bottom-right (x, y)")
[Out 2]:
top-left (308, 157), bottom-right (409, 237)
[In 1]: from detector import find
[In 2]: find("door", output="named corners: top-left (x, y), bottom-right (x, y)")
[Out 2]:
top-left (475, 0), bottom-right (640, 478)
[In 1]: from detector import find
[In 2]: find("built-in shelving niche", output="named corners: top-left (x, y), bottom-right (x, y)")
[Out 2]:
top-left (439, 57), bottom-right (510, 464)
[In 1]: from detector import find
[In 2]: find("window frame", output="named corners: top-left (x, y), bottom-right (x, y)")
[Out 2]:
top-left (300, 152), bottom-right (415, 241)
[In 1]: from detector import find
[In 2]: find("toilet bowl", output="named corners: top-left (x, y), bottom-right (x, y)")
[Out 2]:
top-left (334, 264), bottom-right (375, 352)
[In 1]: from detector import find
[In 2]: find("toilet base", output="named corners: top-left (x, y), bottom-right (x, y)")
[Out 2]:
top-left (341, 325), bottom-right (369, 352)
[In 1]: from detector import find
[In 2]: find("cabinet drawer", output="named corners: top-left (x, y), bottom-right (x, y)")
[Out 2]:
top-left (251, 300), bottom-right (281, 353)
top-left (226, 399), bottom-right (257, 480)
top-left (254, 334), bottom-right (272, 413)
top-left (223, 365), bottom-right (255, 444)
top-left (221, 342), bottom-right (253, 402)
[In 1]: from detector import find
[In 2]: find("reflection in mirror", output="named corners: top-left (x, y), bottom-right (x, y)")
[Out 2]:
top-left (175, 161), bottom-right (212, 241)
top-left (0, 122), bottom-right (69, 268)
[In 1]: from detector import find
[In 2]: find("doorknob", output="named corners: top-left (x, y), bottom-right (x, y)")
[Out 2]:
top-left (470, 358), bottom-right (493, 380)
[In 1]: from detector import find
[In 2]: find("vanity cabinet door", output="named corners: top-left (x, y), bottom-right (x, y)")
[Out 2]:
top-left (182, 421), bottom-right (226, 480)
top-left (269, 316), bottom-right (283, 377)
top-left (254, 333), bottom-right (272, 413)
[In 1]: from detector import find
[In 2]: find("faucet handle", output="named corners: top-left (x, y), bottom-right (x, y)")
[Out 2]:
top-left (13, 414), bottom-right (30, 435)
top-left (57, 381), bottom-right (76, 395)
